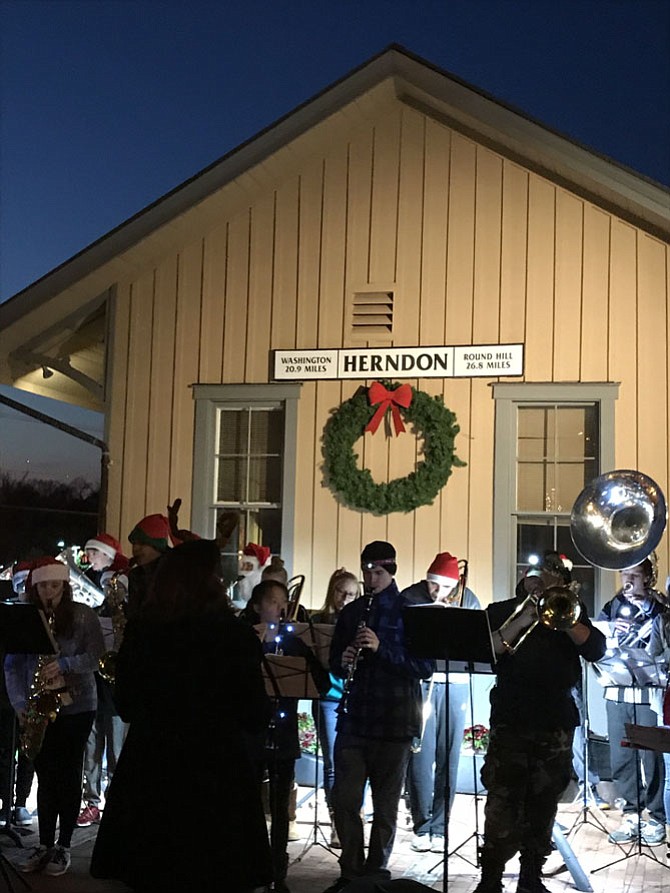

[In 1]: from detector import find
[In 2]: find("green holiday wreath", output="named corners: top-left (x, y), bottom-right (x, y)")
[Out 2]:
top-left (322, 381), bottom-right (465, 515)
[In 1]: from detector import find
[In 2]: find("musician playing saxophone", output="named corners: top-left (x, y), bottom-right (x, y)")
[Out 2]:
top-left (402, 551), bottom-right (481, 854)
top-left (598, 558), bottom-right (667, 845)
top-left (4, 557), bottom-right (104, 877)
top-left (76, 534), bottom-right (130, 829)
top-left (325, 542), bottom-right (434, 893)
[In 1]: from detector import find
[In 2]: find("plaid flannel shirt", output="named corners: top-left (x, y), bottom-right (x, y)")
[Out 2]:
top-left (330, 580), bottom-right (434, 740)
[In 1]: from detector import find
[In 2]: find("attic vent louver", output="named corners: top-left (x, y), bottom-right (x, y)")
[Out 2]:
top-left (351, 291), bottom-right (394, 337)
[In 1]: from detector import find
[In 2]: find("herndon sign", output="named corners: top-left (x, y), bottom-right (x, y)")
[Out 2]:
top-left (273, 344), bottom-right (524, 380)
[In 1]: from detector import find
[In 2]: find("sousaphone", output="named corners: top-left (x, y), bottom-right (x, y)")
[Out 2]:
top-left (570, 469), bottom-right (667, 570)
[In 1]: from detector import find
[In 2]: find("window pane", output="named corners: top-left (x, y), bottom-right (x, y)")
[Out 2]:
top-left (554, 459), bottom-right (598, 510)
top-left (218, 410), bottom-right (249, 454)
top-left (516, 518), bottom-right (556, 577)
top-left (217, 457), bottom-right (246, 502)
top-left (518, 407), bottom-right (550, 461)
top-left (248, 457), bottom-right (282, 503)
top-left (517, 463), bottom-right (556, 512)
top-left (555, 407), bottom-right (593, 460)
top-left (250, 408), bottom-right (284, 454)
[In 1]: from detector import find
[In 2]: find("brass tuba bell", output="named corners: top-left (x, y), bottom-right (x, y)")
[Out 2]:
top-left (570, 470), bottom-right (667, 570)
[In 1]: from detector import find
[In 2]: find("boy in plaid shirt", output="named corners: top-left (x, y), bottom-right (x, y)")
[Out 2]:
top-left (325, 542), bottom-right (434, 891)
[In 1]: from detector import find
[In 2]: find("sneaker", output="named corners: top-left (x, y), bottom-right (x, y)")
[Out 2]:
top-left (18, 845), bottom-right (51, 873)
top-left (43, 845), bottom-right (71, 876)
top-left (76, 804), bottom-right (101, 827)
top-left (12, 806), bottom-right (33, 826)
top-left (608, 814), bottom-right (640, 843)
top-left (287, 819), bottom-right (300, 841)
top-left (430, 835), bottom-right (445, 853)
top-left (591, 787), bottom-right (610, 810)
top-left (410, 833), bottom-right (431, 852)
top-left (642, 819), bottom-right (665, 846)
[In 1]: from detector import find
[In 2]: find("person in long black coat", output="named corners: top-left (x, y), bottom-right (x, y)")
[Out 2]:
top-left (90, 539), bottom-right (272, 893)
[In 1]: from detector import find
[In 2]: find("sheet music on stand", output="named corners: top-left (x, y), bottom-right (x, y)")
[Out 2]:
top-left (262, 654), bottom-right (320, 699)
top-left (298, 623), bottom-right (333, 670)
top-left (254, 621), bottom-right (333, 670)
top-left (625, 723), bottom-right (670, 753)
top-left (594, 647), bottom-right (667, 689)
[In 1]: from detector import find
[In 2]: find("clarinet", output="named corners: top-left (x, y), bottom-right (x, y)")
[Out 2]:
top-left (341, 587), bottom-right (374, 714)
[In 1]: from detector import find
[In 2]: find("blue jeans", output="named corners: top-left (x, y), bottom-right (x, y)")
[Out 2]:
top-left (312, 698), bottom-right (338, 809)
top-left (407, 681), bottom-right (468, 838)
top-left (333, 733), bottom-right (410, 879)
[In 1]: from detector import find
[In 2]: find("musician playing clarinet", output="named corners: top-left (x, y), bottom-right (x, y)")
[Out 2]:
top-left (324, 542), bottom-right (434, 893)
top-left (598, 558), bottom-right (667, 845)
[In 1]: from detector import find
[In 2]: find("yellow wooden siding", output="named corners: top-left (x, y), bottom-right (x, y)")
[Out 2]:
top-left (104, 101), bottom-right (669, 604)
top-left (144, 256), bottom-right (178, 511)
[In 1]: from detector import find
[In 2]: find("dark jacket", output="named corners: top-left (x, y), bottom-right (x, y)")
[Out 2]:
top-left (91, 608), bottom-right (272, 892)
top-left (330, 581), bottom-right (434, 740)
top-left (486, 597), bottom-right (606, 731)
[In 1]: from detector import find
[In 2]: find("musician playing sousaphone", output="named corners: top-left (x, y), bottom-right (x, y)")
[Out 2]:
top-left (402, 552), bottom-right (481, 854)
top-left (598, 556), bottom-right (667, 845)
top-left (473, 552), bottom-right (605, 893)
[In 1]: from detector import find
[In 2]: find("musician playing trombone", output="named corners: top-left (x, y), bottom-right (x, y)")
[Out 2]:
top-left (474, 551), bottom-right (605, 893)
top-left (598, 558), bottom-right (667, 845)
top-left (402, 551), bottom-right (481, 855)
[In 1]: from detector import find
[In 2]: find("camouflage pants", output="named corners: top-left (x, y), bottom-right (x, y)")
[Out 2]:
top-left (480, 724), bottom-right (573, 864)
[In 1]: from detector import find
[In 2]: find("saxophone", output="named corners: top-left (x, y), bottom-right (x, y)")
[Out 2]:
top-left (20, 608), bottom-right (71, 760)
top-left (98, 571), bottom-right (128, 685)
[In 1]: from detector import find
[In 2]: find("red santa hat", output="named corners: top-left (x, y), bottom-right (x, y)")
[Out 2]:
top-left (84, 533), bottom-right (123, 562)
top-left (426, 552), bottom-right (460, 589)
top-left (26, 557), bottom-right (69, 589)
top-left (240, 543), bottom-right (271, 572)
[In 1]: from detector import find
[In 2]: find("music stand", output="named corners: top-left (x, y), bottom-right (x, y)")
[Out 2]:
top-left (0, 601), bottom-right (58, 893)
top-left (292, 623), bottom-right (339, 862)
top-left (564, 660), bottom-right (611, 842)
top-left (403, 605), bottom-right (496, 893)
top-left (591, 649), bottom-right (669, 874)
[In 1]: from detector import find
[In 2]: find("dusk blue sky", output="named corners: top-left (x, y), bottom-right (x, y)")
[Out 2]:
top-left (1, 0), bottom-right (669, 484)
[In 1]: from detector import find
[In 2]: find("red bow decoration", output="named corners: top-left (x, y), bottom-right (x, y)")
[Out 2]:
top-left (365, 382), bottom-right (413, 436)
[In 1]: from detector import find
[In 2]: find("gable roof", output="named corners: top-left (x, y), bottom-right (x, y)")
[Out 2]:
top-left (1, 44), bottom-right (668, 405)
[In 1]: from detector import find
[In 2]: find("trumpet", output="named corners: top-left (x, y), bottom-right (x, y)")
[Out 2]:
top-left (497, 584), bottom-right (581, 654)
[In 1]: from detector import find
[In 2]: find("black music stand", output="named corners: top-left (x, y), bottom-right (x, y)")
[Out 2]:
top-left (404, 605), bottom-right (496, 893)
top-left (591, 649), bottom-right (669, 874)
top-left (564, 660), bottom-right (612, 843)
top-left (0, 601), bottom-right (58, 893)
top-left (292, 622), bottom-right (339, 862)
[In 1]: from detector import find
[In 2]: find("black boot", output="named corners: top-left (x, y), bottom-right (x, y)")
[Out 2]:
top-left (517, 851), bottom-right (549, 893)
top-left (473, 853), bottom-right (505, 893)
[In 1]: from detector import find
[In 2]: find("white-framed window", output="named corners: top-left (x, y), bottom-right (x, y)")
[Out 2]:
top-left (191, 383), bottom-right (301, 584)
top-left (492, 383), bottom-right (618, 615)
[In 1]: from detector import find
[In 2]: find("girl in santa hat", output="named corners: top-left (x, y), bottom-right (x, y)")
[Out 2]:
top-left (4, 557), bottom-right (104, 877)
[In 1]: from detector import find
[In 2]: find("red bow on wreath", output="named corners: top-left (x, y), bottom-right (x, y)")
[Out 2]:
top-left (365, 382), bottom-right (413, 436)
